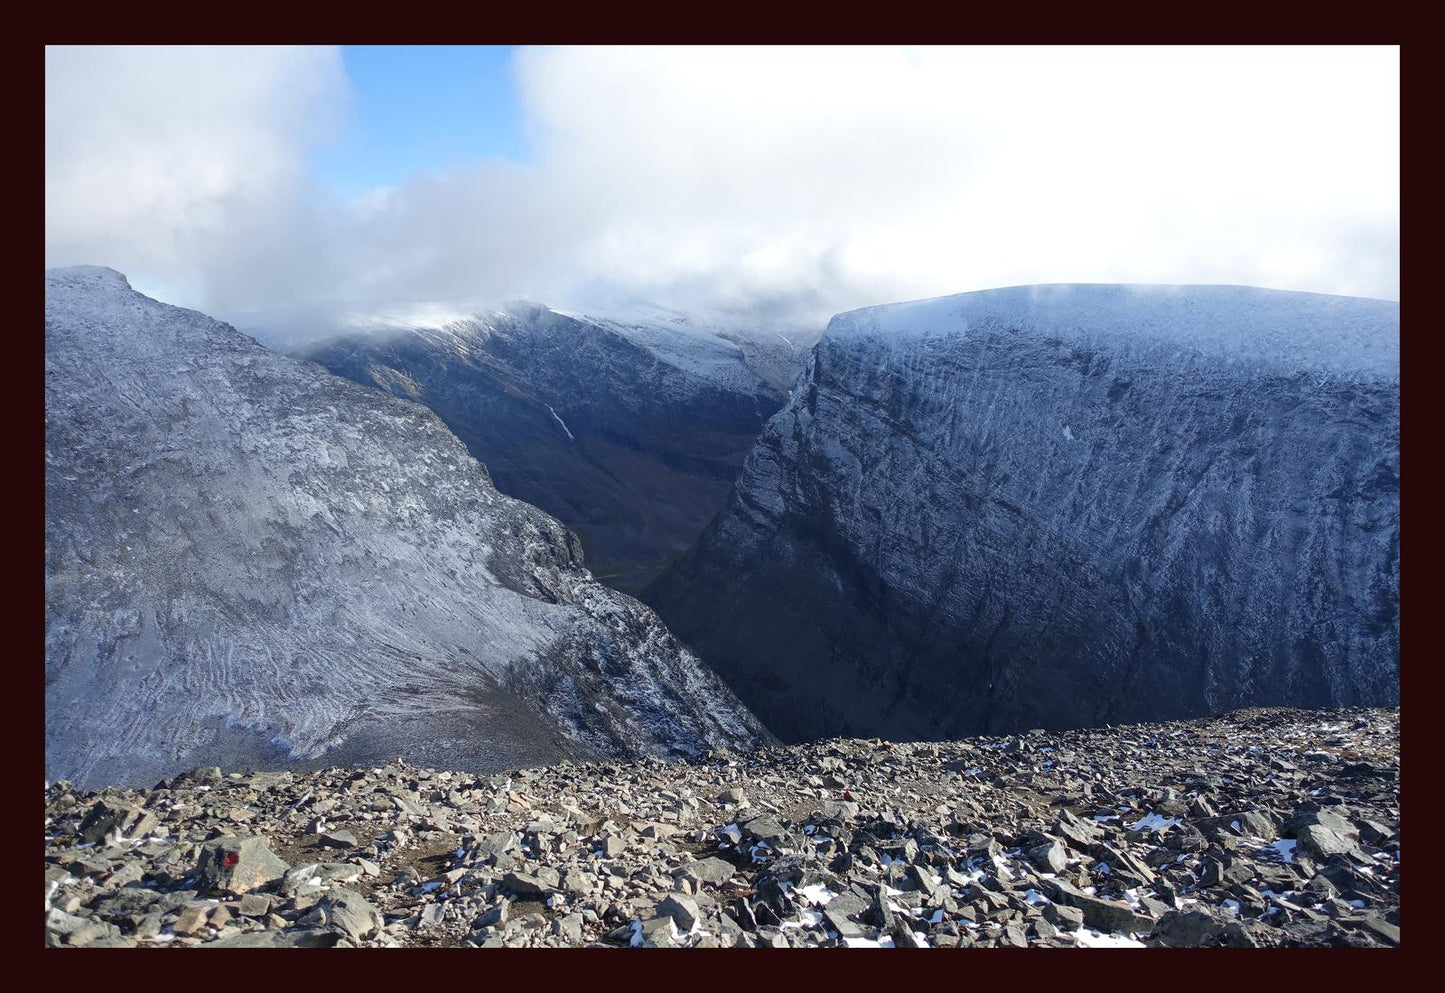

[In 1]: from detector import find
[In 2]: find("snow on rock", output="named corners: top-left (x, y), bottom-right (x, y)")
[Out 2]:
top-left (1068, 928), bottom-right (1148, 948)
top-left (289, 302), bottom-right (819, 595)
top-left (826, 283), bottom-right (1398, 380)
top-left (573, 300), bottom-right (821, 396)
top-left (44, 267), bottom-right (774, 788)
top-left (545, 404), bottom-right (576, 442)
top-left (646, 283), bottom-right (1399, 744)
top-left (1129, 812), bottom-right (1181, 833)
top-left (1271, 840), bottom-right (1299, 863)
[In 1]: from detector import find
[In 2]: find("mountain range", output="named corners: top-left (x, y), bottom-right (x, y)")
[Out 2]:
top-left (45, 270), bottom-right (1400, 788)
top-left (44, 267), bottom-right (773, 788)
top-left (287, 304), bottom-right (818, 593)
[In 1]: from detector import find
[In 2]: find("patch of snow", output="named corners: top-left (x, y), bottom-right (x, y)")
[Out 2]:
top-left (797, 883), bottom-right (835, 906)
top-left (1129, 812), bottom-right (1180, 832)
top-left (544, 404), bottom-right (576, 442)
top-left (826, 283), bottom-right (1399, 380)
top-left (844, 935), bottom-right (898, 948)
top-left (1069, 928), bottom-right (1147, 948)
top-left (781, 909), bottom-right (825, 930)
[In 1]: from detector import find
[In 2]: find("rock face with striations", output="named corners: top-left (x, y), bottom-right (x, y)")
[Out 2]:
top-left (288, 303), bottom-right (818, 593)
top-left (44, 267), bottom-right (773, 789)
top-left (644, 284), bottom-right (1399, 743)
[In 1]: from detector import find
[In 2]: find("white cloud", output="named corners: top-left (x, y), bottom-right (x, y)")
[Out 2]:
top-left (45, 45), bottom-right (349, 310)
top-left (45, 45), bottom-right (1399, 331)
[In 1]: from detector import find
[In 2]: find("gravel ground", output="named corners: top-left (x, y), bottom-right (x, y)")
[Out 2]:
top-left (44, 706), bottom-right (1398, 948)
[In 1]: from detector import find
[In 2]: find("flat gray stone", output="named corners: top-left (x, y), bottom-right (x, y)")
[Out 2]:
top-left (683, 857), bottom-right (737, 884)
top-left (658, 894), bottom-right (700, 930)
top-left (303, 888), bottom-right (383, 942)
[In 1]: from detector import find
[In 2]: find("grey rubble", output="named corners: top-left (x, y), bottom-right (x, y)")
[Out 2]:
top-left (44, 266), bottom-right (772, 789)
top-left (44, 707), bottom-right (1399, 948)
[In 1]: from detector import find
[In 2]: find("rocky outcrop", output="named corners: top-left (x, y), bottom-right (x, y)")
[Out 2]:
top-left (292, 304), bottom-right (818, 593)
top-left (645, 284), bottom-right (1399, 743)
top-left (44, 267), bottom-right (773, 789)
top-left (43, 707), bottom-right (1401, 948)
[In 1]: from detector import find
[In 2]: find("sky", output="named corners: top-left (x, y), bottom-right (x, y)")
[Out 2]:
top-left (311, 46), bottom-right (527, 200)
top-left (45, 46), bottom-right (1400, 332)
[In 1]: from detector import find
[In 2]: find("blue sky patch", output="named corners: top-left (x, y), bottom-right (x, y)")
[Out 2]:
top-left (313, 45), bottom-right (528, 199)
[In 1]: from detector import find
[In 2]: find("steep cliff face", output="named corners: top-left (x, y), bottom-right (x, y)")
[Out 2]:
top-left (45, 267), bottom-right (773, 788)
top-left (644, 284), bottom-right (1400, 743)
top-left (292, 304), bottom-right (818, 592)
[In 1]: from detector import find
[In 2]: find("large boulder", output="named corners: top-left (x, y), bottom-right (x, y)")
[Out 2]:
top-left (196, 836), bottom-right (289, 895)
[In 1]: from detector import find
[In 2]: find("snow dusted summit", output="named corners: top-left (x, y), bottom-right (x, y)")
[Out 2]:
top-left (647, 284), bottom-right (1399, 743)
top-left (44, 267), bottom-right (773, 788)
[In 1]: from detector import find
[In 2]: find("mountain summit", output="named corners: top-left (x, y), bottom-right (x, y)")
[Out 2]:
top-left (645, 284), bottom-right (1400, 742)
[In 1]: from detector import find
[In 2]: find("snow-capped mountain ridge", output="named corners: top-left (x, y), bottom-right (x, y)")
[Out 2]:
top-left (645, 283), bottom-right (1399, 744)
top-left (45, 267), bottom-right (773, 788)
top-left (292, 304), bottom-right (819, 593)
top-left (829, 283), bottom-right (1398, 379)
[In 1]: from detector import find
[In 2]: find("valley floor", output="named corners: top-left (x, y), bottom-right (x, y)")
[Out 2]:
top-left (43, 707), bottom-right (1399, 948)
